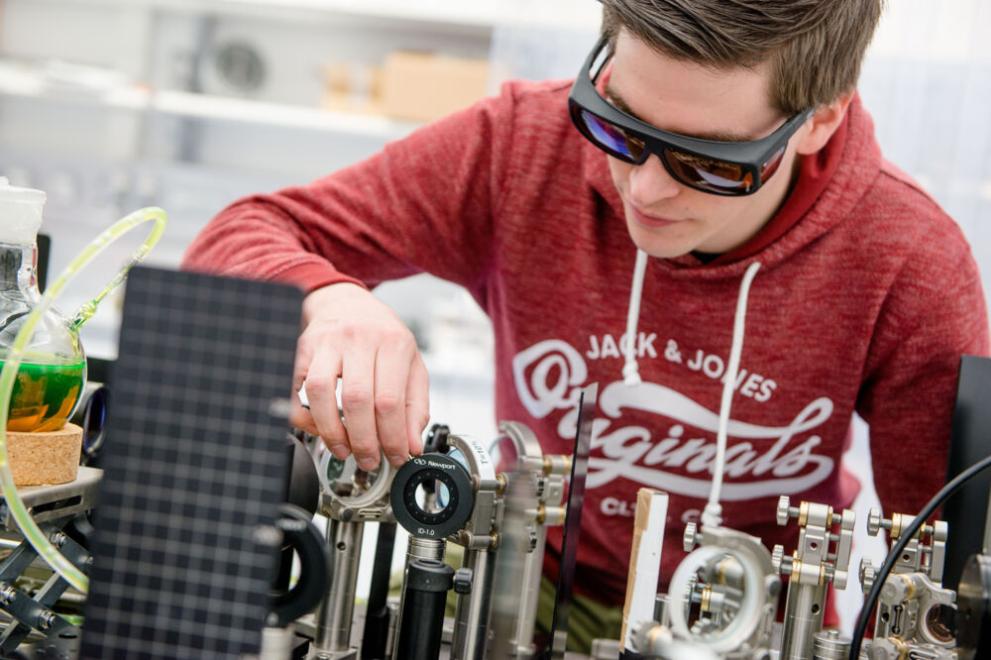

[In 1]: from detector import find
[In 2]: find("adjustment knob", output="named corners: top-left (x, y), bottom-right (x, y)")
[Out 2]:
top-left (776, 496), bottom-right (792, 526)
top-left (772, 544), bottom-right (785, 574)
top-left (840, 509), bottom-right (856, 531)
top-left (685, 575), bottom-right (701, 603)
top-left (424, 423), bottom-right (451, 454)
top-left (859, 557), bottom-right (877, 594)
top-left (453, 568), bottom-right (473, 595)
top-left (683, 522), bottom-right (698, 553)
top-left (834, 569), bottom-right (849, 591)
top-left (867, 508), bottom-right (883, 537)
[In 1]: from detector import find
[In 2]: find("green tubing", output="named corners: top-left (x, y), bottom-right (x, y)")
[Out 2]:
top-left (0, 207), bottom-right (167, 593)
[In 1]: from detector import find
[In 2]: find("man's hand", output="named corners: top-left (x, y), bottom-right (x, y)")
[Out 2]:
top-left (290, 282), bottom-right (429, 470)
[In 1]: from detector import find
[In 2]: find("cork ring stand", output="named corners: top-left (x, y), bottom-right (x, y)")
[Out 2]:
top-left (7, 423), bottom-right (83, 487)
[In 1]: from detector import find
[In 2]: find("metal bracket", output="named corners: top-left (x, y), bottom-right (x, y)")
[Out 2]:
top-left (773, 496), bottom-right (855, 660)
top-left (0, 519), bottom-right (89, 654)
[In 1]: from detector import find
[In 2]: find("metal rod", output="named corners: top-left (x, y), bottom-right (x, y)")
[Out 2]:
top-left (361, 522), bottom-right (397, 660)
top-left (451, 549), bottom-right (495, 660)
top-left (311, 519), bottom-right (364, 658)
top-left (779, 582), bottom-right (826, 660)
top-left (384, 602), bottom-right (399, 660)
top-left (514, 526), bottom-right (546, 657)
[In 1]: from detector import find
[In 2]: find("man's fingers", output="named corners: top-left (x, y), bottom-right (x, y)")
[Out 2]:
top-left (341, 347), bottom-right (380, 471)
top-left (288, 396), bottom-right (318, 435)
top-left (289, 337), bottom-right (317, 432)
top-left (406, 354), bottom-right (430, 456)
top-left (374, 335), bottom-right (415, 467)
top-left (295, 285), bottom-right (429, 472)
top-left (306, 347), bottom-right (349, 459)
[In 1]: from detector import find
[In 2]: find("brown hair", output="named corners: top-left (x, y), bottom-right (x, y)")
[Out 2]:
top-left (600, 0), bottom-right (885, 113)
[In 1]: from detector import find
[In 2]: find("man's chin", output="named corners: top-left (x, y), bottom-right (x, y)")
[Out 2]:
top-left (627, 225), bottom-right (693, 259)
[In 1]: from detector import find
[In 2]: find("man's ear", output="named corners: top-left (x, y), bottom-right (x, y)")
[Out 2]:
top-left (794, 91), bottom-right (854, 156)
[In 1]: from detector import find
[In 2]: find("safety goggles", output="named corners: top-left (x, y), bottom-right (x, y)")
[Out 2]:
top-left (568, 37), bottom-right (814, 196)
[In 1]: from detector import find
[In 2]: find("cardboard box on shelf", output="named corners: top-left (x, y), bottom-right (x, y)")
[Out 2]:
top-left (380, 51), bottom-right (491, 123)
top-left (322, 61), bottom-right (384, 116)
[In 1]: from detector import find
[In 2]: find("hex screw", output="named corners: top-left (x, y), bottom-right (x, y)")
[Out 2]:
top-left (37, 610), bottom-right (57, 631)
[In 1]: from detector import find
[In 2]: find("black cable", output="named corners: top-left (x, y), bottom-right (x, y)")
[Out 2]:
top-left (849, 452), bottom-right (991, 659)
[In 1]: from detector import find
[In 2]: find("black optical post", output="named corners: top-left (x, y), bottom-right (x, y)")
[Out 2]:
top-left (361, 522), bottom-right (398, 659)
top-left (944, 356), bottom-right (991, 590)
top-left (396, 559), bottom-right (454, 660)
top-left (390, 452), bottom-right (476, 659)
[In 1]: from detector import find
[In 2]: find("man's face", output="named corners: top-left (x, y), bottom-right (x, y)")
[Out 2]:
top-left (604, 29), bottom-right (808, 258)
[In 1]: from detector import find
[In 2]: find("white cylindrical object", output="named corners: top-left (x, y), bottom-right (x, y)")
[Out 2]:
top-left (0, 178), bottom-right (46, 246)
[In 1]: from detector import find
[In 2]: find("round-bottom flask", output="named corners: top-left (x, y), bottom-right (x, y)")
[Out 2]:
top-left (0, 178), bottom-right (87, 432)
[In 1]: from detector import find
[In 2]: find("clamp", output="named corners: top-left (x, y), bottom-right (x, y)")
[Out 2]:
top-left (861, 509), bottom-right (956, 655)
top-left (297, 432), bottom-right (396, 660)
top-left (669, 523), bottom-right (780, 658)
top-left (773, 496), bottom-right (855, 660)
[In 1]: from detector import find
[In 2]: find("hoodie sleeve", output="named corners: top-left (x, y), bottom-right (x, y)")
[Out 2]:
top-left (856, 230), bottom-right (990, 518)
top-left (181, 84), bottom-right (520, 296)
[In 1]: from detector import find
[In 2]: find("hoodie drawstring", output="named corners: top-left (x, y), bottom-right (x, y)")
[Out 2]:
top-left (620, 248), bottom-right (762, 529)
top-left (702, 260), bottom-right (762, 528)
top-left (622, 249), bottom-right (650, 385)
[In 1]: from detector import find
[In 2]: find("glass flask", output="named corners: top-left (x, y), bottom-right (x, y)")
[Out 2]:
top-left (0, 178), bottom-right (86, 432)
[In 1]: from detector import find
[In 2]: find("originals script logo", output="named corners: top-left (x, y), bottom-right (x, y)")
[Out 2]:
top-left (512, 339), bottom-right (835, 500)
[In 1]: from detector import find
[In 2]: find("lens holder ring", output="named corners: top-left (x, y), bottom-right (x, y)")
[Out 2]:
top-left (392, 453), bottom-right (474, 540)
top-left (403, 468), bottom-right (460, 527)
top-left (318, 450), bottom-right (393, 511)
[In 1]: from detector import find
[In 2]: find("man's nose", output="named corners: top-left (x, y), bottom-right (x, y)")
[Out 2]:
top-left (628, 154), bottom-right (681, 207)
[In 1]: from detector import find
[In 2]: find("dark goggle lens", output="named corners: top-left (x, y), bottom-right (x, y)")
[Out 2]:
top-left (662, 149), bottom-right (755, 194)
top-left (579, 109), bottom-right (646, 162)
top-left (578, 106), bottom-right (772, 196)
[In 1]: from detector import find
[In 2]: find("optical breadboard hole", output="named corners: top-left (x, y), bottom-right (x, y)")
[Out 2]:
top-left (80, 267), bottom-right (302, 659)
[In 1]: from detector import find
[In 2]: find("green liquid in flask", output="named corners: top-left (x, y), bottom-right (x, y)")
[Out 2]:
top-left (1, 359), bottom-right (86, 432)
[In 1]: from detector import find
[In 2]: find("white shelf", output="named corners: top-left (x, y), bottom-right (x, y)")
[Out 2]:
top-left (0, 61), bottom-right (422, 140)
top-left (32, 0), bottom-right (602, 32)
top-left (152, 90), bottom-right (420, 139)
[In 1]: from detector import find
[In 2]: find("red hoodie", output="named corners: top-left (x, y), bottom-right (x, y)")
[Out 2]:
top-left (183, 80), bottom-right (989, 615)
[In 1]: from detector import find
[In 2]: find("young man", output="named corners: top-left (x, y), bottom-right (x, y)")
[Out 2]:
top-left (184, 0), bottom-right (989, 648)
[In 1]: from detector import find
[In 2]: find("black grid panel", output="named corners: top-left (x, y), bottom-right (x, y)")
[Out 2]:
top-left (81, 267), bottom-right (303, 660)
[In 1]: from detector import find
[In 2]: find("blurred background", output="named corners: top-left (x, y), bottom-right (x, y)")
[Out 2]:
top-left (1, 0), bottom-right (988, 635)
